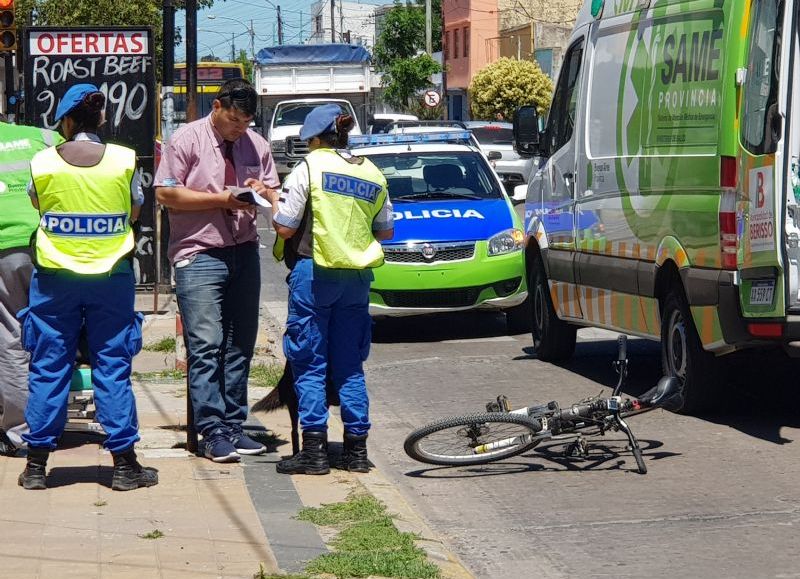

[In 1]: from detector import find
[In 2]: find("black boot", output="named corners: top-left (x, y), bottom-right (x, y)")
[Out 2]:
top-left (111, 448), bottom-right (159, 491)
top-left (18, 448), bottom-right (50, 490)
top-left (336, 433), bottom-right (370, 473)
top-left (276, 431), bottom-right (330, 475)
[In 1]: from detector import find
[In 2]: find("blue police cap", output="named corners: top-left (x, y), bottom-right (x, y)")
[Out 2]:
top-left (55, 84), bottom-right (102, 122)
top-left (299, 104), bottom-right (342, 141)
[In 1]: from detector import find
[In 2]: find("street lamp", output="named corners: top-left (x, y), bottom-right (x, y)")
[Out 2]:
top-left (207, 14), bottom-right (255, 60)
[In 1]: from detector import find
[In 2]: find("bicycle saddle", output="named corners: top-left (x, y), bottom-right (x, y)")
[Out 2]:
top-left (637, 376), bottom-right (683, 412)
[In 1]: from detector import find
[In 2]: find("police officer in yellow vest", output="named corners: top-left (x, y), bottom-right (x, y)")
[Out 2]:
top-left (17, 84), bottom-right (158, 491)
top-left (0, 121), bottom-right (62, 457)
top-left (267, 104), bottom-right (394, 475)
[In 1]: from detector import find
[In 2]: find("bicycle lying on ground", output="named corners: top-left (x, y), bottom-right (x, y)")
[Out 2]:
top-left (404, 335), bottom-right (683, 474)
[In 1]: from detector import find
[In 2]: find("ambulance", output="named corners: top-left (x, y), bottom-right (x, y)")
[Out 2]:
top-left (514, 0), bottom-right (799, 412)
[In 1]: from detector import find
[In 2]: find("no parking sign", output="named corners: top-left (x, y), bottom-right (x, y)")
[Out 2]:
top-left (423, 90), bottom-right (441, 108)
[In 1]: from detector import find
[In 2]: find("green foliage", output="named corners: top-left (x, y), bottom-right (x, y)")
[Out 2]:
top-left (374, 1), bottom-right (443, 112)
top-left (138, 529), bottom-right (165, 540)
top-left (248, 363), bottom-right (283, 389)
top-left (407, 100), bottom-right (444, 121)
top-left (381, 54), bottom-right (442, 112)
top-left (143, 336), bottom-right (176, 353)
top-left (237, 49), bottom-right (254, 83)
top-left (469, 57), bottom-right (553, 121)
top-left (299, 493), bottom-right (440, 578)
top-left (201, 54), bottom-right (222, 62)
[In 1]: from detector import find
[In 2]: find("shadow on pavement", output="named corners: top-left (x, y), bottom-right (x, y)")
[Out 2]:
top-left (519, 337), bottom-right (800, 446)
top-left (47, 465), bottom-right (114, 488)
top-left (372, 311), bottom-right (511, 343)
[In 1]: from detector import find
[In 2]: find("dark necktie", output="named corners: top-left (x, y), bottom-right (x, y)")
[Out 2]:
top-left (224, 140), bottom-right (236, 186)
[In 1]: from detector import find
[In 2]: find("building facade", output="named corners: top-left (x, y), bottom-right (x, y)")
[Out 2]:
top-left (442, 0), bottom-right (499, 120)
top-left (306, 1), bottom-right (391, 50)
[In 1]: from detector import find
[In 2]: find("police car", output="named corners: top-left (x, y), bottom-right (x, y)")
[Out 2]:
top-left (350, 130), bottom-right (530, 332)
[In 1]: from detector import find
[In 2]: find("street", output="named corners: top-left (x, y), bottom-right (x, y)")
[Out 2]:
top-left (259, 227), bottom-right (800, 579)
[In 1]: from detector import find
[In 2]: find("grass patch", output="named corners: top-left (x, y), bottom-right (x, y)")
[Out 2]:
top-left (132, 369), bottom-right (186, 382)
top-left (249, 363), bottom-right (284, 389)
top-left (143, 336), bottom-right (176, 353)
top-left (299, 494), bottom-right (439, 579)
top-left (252, 562), bottom-right (309, 578)
top-left (138, 529), bottom-right (164, 540)
top-left (93, 500), bottom-right (107, 507)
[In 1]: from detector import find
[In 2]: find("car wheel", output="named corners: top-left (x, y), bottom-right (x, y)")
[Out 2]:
top-left (530, 254), bottom-right (576, 361)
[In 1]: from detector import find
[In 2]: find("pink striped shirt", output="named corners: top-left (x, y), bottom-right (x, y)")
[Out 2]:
top-left (154, 115), bottom-right (280, 263)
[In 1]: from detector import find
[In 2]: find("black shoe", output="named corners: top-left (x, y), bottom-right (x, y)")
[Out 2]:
top-left (0, 431), bottom-right (19, 457)
top-left (111, 448), bottom-right (159, 491)
top-left (276, 430), bottom-right (330, 475)
top-left (335, 433), bottom-right (370, 473)
top-left (18, 448), bottom-right (49, 490)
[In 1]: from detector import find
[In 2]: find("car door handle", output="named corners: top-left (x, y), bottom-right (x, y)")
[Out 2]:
top-left (563, 172), bottom-right (574, 189)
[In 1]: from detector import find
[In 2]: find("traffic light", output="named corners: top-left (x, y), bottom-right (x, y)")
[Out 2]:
top-left (0, 0), bottom-right (15, 52)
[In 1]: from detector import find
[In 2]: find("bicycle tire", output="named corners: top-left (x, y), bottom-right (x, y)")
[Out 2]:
top-left (404, 412), bottom-right (543, 466)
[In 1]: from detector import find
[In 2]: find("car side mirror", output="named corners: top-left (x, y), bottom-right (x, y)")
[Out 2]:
top-left (487, 150), bottom-right (502, 161)
top-left (513, 106), bottom-right (542, 158)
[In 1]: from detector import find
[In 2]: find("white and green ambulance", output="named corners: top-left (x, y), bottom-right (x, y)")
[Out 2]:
top-left (515, 0), bottom-right (799, 412)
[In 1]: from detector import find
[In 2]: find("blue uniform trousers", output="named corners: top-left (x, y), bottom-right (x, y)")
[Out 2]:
top-left (19, 262), bottom-right (142, 453)
top-left (284, 258), bottom-right (373, 436)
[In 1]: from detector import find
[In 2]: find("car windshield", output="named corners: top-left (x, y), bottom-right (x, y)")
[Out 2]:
top-left (470, 126), bottom-right (514, 146)
top-left (274, 103), bottom-right (349, 127)
top-left (362, 151), bottom-right (504, 201)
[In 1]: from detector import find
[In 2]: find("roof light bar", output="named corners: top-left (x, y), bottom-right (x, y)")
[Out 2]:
top-left (349, 131), bottom-right (473, 148)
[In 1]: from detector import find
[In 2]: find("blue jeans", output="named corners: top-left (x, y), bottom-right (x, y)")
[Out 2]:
top-left (284, 258), bottom-right (373, 436)
top-left (20, 261), bottom-right (142, 453)
top-left (175, 242), bottom-right (260, 436)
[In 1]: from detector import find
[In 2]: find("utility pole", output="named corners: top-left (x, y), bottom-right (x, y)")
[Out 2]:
top-left (277, 6), bottom-right (283, 45)
top-left (330, 0), bottom-right (335, 43)
top-left (162, 0), bottom-right (175, 85)
top-left (339, 1), bottom-right (343, 43)
top-left (186, 0), bottom-right (198, 123)
top-left (425, 0), bottom-right (432, 54)
top-left (230, 32), bottom-right (235, 61)
top-left (441, 0), bottom-right (447, 120)
top-left (249, 19), bottom-right (255, 60)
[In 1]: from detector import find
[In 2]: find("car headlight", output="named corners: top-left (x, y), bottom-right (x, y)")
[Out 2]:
top-left (487, 228), bottom-right (524, 256)
top-left (271, 140), bottom-right (285, 152)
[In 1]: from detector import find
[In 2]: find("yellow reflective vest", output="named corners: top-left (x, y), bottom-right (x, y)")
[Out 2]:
top-left (30, 143), bottom-right (136, 274)
top-left (274, 148), bottom-right (388, 269)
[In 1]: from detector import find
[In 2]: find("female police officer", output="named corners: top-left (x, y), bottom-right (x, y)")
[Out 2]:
top-left (266, 104), bottom-right (394, 475)
top-left (17, 84), bottom-right (157, 491)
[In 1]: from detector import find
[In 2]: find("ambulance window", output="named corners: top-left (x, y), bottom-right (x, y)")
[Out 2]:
top-left (545, 39), bottom-right (584, 154)
top-left (742, 0), bottom-right (783, 155)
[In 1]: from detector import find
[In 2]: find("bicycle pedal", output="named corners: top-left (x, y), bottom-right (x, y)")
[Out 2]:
top-left (497, 395), bottom-right (512, 412)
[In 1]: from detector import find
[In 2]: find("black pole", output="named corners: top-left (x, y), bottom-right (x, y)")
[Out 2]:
top-left (186, 0), bottom-right (198, 123)
top-left (4, 52), bottom-right (13, 120)
top-left (330, 0), bottom-right (335, 43)
top-left (162, 0), bottom-right (175, 85)
top-left (277, 6), bottom-right (283, 46)
top-left (441, 0), bottom-right (447, 120)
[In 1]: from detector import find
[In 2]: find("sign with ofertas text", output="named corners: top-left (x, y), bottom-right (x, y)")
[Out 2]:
top-left (24, 27), bottom-right (159, 287)
top-left (24, 27), bottom-right (155, 157)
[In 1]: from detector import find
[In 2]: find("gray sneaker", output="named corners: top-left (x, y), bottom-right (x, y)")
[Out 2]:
top-left (203, 429), bottom-right (241, 463)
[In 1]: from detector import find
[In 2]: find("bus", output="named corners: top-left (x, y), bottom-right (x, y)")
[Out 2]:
top-left (173, 62), bottom-right (245, 124)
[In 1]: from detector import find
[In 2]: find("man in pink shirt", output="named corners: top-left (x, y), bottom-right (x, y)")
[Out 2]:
top-left (155, 79), bottom-right (279, 463)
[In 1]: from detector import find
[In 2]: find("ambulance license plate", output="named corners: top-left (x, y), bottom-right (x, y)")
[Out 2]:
top-left (749, 281), bottom-right (775, 305)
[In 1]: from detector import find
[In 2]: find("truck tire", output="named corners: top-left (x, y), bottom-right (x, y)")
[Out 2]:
top-left (529, 255), bottom-right (576, 361)
top-left (660, 289), bottom-right (720, 414)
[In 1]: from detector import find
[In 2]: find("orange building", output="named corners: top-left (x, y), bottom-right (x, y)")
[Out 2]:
top-left (442, 0), bottom-right (498, 120)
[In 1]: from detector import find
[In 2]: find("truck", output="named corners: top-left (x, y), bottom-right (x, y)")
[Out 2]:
top-left (513, 0), bottom-right (799, 414)
top-left (253, 44), bottom-right (371, 176)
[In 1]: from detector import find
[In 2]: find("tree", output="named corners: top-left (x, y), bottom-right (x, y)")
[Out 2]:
top-left (374, 1), bottom-right (442, 111)
top-left (236, 49), bottom-right (253, 83)
top-left (469, 58), bottom-right (553, 121)
top-left (201, 54), bottom-right (221, 62)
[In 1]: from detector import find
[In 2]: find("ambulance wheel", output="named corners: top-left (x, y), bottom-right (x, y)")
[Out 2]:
top-left (505, 298), bottom-right (531, 334)
top-left (660, 290), bottom-right (720, 414)
top-left (530, 256), bottom-right (576, 361)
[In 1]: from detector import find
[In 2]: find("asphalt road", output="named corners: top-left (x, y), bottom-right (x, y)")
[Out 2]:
top-left (258, 226), bottom-right (800, 579)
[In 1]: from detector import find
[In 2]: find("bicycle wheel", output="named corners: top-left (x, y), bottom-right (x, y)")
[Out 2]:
top-left (404, 412), bottom-right (543, 466)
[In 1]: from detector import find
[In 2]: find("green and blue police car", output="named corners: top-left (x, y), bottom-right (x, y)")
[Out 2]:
top-left (350, 130), bottom-right (529, 332)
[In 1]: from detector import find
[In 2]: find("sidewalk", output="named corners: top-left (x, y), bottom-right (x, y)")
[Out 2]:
top-left (0, 293), bottom-right (472, 579)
